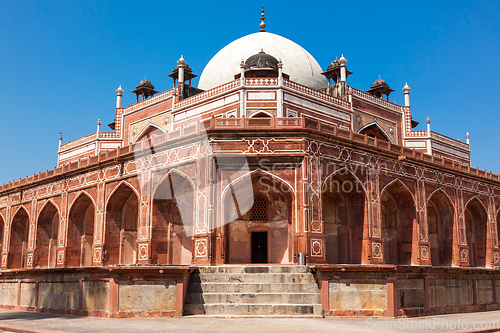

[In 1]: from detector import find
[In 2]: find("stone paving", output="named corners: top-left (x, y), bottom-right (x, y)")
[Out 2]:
top-left (0, 310), bottom-right (500, 333)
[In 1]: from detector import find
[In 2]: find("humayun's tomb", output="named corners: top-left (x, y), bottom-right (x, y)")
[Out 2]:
top-left (0, 9), bottom-right (499, 318)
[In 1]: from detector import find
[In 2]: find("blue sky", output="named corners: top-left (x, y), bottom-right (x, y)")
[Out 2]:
top-left (0, 0), bottom-right (499, 185)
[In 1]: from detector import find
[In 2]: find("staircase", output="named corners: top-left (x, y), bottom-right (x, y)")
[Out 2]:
top-left (184, 265), bottom-right (322, 317)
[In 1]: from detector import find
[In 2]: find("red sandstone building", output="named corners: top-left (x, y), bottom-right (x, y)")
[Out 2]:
top-left (0, 12), bottom-right (498, 317)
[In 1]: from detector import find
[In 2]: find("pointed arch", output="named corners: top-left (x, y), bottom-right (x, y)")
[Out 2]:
top-left (151, 169), bottom-right (194, 265)
top-left (68, 190), bottom-right (97, 214)
top-left (133, 124), bottom-right (166, 144)
top-left (37, 199), bottom-right (61, 221)
top-left (35, 201), bottom-right (59, 268)
top-left (427, 188), bottom-right (455, 266)
top-left (465, 195), bottom-right (488, 213)
top-left (380, 178), bottom-right (417, 265)
top-left (427, 188), bottom-right (456, 211)
top-left (222, 169), bottom-right (293, 264)
top-left (358, 122), bottom-right (393, 143)
top-left (8, 206), bottom-right (30, 269)
top-left (12, 206), bottom-right (30, 222)
top-left (323, 167), bottom-right (368, 199)
top-left (380, 178), bottom-right (417, 208)
top-left (105, 182), bottom-right (139, 265)
top-left (465, 196), bottom-right (487, 267)
top-left (67, 191), bottom-right (95, 267)
top-left (249, 110), bottom-right (273, 118)
top-left (151, 169), bottom-right (196, 201)
top-left (221, 168), bottom-right (295, 203)
top-left (323, 168), bottom-right (367, 264)
top-left (105, 180), bottom-right (141, 208)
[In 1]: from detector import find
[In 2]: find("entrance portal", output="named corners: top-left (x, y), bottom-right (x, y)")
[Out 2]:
top-left (251, 231), bottom-right (268, 263)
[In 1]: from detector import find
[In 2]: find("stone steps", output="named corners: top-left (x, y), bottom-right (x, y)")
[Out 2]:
top-left (197, 266), bottom-right (310, 274)
top-left (186, 292), bottom-right (321, 304)
top-left (187, 282), bottom-right (319, 293)
top-left (184, 265), bottom-right (322, 317)
top-left (190, 272), bottom-right (315, 284)
top-left (184, 303), bottom-right (322, 316)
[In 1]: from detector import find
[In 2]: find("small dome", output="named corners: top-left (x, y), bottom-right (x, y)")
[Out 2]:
top-left (137, 76), bottom-right (154, 89)
top-left (245, 50), bottom-right (279, 70)
top-left (371, 75), bottom-right (389, 88)
top-left (327, 57), bottom-right (341, 71)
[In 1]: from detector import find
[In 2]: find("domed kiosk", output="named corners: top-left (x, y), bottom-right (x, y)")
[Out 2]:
top-left (198, 32), bottom-right (326, 91)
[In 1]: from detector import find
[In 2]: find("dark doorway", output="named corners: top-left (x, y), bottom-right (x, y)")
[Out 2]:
top-left (251, 231), bottom-right (268, 263)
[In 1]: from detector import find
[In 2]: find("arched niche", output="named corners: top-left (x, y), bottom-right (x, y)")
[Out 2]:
top-left (151, 171), bottom-right (194, 265)
top-left (250, 111), bottom-right (272, 118)
top-left (380, 180), bottom-right (416, 265)
top-left (223, 171), bottom-right (293, 264)
top-left (67, 193), bottom-right (95, 267)
top-left (8, 207), bottom-right (30, 269)
top-left (427, 190), bottom-right (454, 266)
top-left (105, 183), bottom-right (139, 265)
top-left (35, 202), bottom-right (59, 268)
top-left (323, 170), bottom-right (366, 264)
top-left (133, 125), bottom-right (165, 145)
top-left (465, 198), bottom-right (487, 267)
top-left (359, 124), bottom-right (391, 142)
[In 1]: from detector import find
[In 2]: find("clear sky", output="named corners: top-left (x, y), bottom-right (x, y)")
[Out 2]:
top-left (0, 0), bottom-right (499, 185)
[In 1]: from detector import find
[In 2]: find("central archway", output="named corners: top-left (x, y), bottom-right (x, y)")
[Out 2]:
top-left (35, 202), bottom-right (59, 268)
top-left (223, 171), bottom-right (292, 264)
top-left (105, 183), bottom-right (139, 265)
top-left (323, 170), bottom-right (366, 264)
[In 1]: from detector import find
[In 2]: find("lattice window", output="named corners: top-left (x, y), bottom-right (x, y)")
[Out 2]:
top-left (251, 196), bottom-right (268, 221)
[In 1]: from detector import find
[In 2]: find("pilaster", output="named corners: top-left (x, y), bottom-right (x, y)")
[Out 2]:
top-left (416, 170), bottom-right (430, 265)
top-left (137, 170), bottom-right (151, 265)
top-left (92, 180), bottom-right (106, 266)
top-left (455, 186), bottom-right (469, 267)
top-left (56, 189), bottom-right (68, 267)
top-left (366, 165), bottom-right (384, 264)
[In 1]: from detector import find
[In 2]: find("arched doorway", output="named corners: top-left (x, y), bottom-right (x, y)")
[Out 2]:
top-left (223, 172), bottom-right (292, 264)
top-left (359, 124), bottom-right (390, 142)
top-left (105, 183), bottom-right (138, 265)
top-left (151, 171), bottom-right (194, 265)
top-left (380, 180), bottom-right (416, 265)
top-left (427, 190), bottom-right (454, 266)
top-left (8, 207), bottom-right (29, 269)
top-left (323, 170), bottom-right (366, 264)
top-left (35, 202), bottom-right (59, 268)
top-left (67, 193), bottom-right (95, 267)
top-left (465, 198), bottom-right (487, 267)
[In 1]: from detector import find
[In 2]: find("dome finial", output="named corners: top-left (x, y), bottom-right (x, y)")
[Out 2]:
top-left (259, 6), bottom-right (266, 32)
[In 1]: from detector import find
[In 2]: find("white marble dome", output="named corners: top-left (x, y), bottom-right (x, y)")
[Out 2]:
top-left (198, 32), bottom-right (326, 90)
